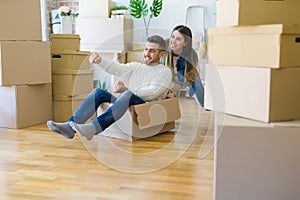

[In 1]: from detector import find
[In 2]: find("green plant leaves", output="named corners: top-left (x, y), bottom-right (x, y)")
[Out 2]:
top-left (150, 0), bottom-right (162, 18)
top-left (72, 13), bottom-right (79, 18)
top-left (128, 0), bottom-right (163, 38)
top-left (97, 80), bottom-right (107, 90)
top-left (128, 0), bottom-right (149, 18)
top-left (111, 5), bottom-right (128, 11)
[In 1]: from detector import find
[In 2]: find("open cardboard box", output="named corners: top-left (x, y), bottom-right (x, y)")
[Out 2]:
top-left (97, 98), bottom-right (181, 141)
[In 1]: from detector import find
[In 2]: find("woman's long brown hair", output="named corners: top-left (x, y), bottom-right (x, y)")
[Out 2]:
top-left (164, 25), bottom-right (200, 86)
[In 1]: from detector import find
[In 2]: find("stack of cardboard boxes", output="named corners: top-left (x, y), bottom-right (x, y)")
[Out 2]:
top-left (204, 1), bottom-right (300, 199)
top-left (0, 0), bottom-right (52, 129)
top-left (50, 34), bottom-right (93, 122)
top-left (205, 0), bottom-right (300, 123)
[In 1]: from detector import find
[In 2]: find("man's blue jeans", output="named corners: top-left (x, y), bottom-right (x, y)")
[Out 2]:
top-left (68, 88), bottom-right (146, 132)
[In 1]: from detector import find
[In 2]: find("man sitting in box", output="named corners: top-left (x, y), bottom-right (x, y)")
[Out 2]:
top-left (47, 35), bottom-right (172, 140)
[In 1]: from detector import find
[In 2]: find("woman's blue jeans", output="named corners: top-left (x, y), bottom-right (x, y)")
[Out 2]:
top-left (177, 71), bottom-right (204, 108)
top-left (187, 79), bottom-right (204, 108)
top-left (68, 88), bottom-right (146, 132)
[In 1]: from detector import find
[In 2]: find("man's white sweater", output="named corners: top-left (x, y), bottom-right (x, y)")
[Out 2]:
top-left (97, 58), bottom-right (172, 101)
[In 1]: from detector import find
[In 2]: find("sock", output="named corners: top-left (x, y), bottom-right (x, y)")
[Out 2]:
top-left (69, 122), bottom-right (97, 141)
top-left (47, 120), bottom-right (75, 139)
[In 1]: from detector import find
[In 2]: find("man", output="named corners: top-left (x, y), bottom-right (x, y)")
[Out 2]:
top-left (47, 35), bottom-right (172, 140)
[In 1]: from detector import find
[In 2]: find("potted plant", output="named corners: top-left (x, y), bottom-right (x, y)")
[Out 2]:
top-left (97, 80), bottom-right (107, 91)
top-left (58, 5), bottom-right (79, 18)
top-left (58, 6), bottom-right (79, 34)
top-left (128, 0), bottom-right (163, 39)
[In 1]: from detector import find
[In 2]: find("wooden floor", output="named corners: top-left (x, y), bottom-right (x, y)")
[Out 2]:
top-left (0, 98), bottom-right (214, 200)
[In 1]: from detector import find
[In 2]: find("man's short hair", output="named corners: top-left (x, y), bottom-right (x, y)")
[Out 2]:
top-left (147, 35), bottom-right (166, 51)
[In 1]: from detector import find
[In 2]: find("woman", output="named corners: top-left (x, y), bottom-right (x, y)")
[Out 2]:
top-left (164, 25), bottom-right (204, 108)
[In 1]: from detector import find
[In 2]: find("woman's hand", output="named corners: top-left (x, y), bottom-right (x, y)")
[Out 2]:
top-left (113, 80), bottom-right (128, 93)
top-left (89, 52), bottom-right (102, 64)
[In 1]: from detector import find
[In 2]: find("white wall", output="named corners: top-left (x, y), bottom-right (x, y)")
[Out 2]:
top-left (113, 0), bottom-right (216, 42)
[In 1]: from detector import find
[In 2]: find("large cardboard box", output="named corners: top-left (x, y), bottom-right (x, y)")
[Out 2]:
top-left (204, 64), bottom-right (300, 122)
top-left (51, 51), bottom-right (91, 70)
top-left (76, 18), bottom-right (133, 51)
top-left (52, 69), bottom-right (94, 96)
top-left (98, 98), bottom-right (181, 141)
top-left (53, 94), bottom-right (88, 122)
top-left (208, 24), bottom-right (300, 68)
top-left (78, 0), bottom-right (115, 18)
top-left (0, 84), bottom-right (52, 129)
top-left (50, 34), bottom-right (80, 52)
top-left (216, 0), bottom-right (300, 27)
top-left (214, 114), bottom-right (300, 200)
top-left (0, 41), bottom-right (51, 86)
top-left (0, 0), bottom-right (42, 40)
top-left (126, 51), bottom-right (144, 63)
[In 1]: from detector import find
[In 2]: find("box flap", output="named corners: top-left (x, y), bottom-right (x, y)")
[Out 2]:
top-left (208, 24), bottom-right (300, 35)
top-left (52, 69), bottom-right (93, 75)
top-left (133, 98), bottom-right (181, 129)
top-left (50, 34), bottom-right (80, 39)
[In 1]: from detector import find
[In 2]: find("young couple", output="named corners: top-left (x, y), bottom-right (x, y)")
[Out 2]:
top-left (47, 26), bottom-right (204, 140)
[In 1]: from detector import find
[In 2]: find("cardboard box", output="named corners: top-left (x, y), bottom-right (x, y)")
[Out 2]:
top-left (0, 84), bottom-right (52, 129)
top-left (0, 0), bottom-right (42, 40)
top-left (0, 41), bottom-right (51, 86)
top-left (126, 51), bottom-right (144, 63)
top-left (214, 114), bottom-right (300, 200)
top-left (78, 0), bottom-right (115, 18)
top-left (208, 24), bottom-right (300, 68)
top-left (52, 69), bottom-right (94, 96)
top-left (98, 98), bottom-right (181, 141)
top-left (216, 0), bottom-right (300, 27)
top-left (51, 51), bottom-right (91, 70)
top-left (204, 64), bottom-right (300, 122)
top-left (53, 94), bottom-right (88, 122)
top-left (50, 34), bottom-right (80, 52)
top-left (76, 18), bottom-right (133, 51)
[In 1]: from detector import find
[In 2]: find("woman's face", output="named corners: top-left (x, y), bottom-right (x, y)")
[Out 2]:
top-left (169, 30), bottom-right (186, 55)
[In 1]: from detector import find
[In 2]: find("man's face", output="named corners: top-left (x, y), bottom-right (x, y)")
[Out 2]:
top-left (143, 42), bottom-right (163, 65)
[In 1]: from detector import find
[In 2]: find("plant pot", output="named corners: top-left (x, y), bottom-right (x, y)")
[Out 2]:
top-left (61, 16), bottom-right (73, 34)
